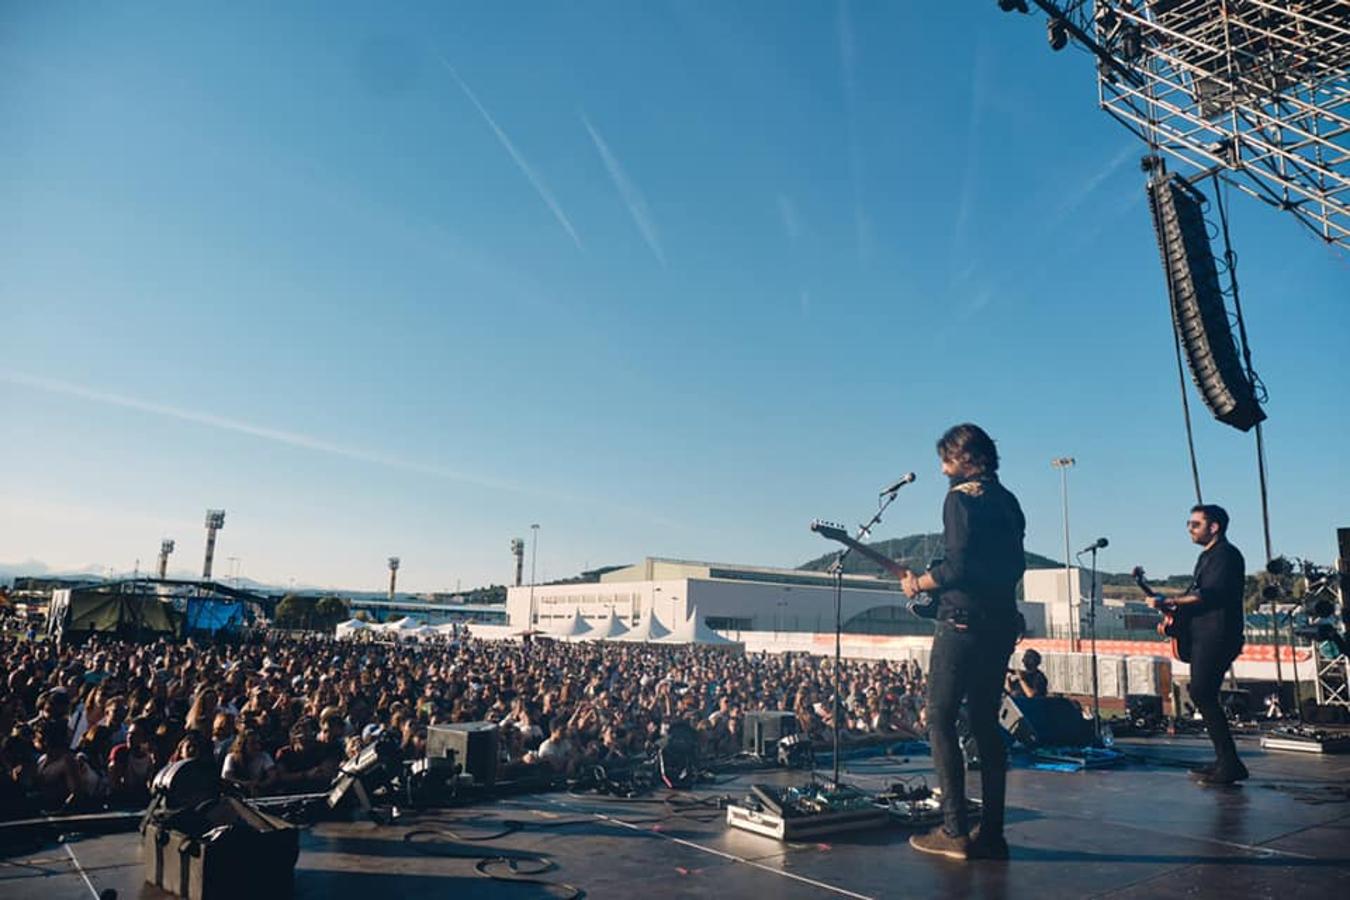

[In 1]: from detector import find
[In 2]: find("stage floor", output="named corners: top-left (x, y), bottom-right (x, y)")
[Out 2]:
top-left (6, 734), bottom-right (1350, 899)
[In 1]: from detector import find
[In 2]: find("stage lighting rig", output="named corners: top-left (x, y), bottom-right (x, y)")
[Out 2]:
top-left (1048, 17), bottom-right (1069, 51)
top-left (1004, 1), bottom-right (1350, 249)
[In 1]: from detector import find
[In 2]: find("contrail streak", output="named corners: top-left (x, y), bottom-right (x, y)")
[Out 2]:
top-left (583, 113), bottom-right (666, 266)
top-left (438, 58), bottom-right (584, 250)
top-left (0, 371), bottom-right (528, 494)
top-left (0, 371), bottom-right (686, 529)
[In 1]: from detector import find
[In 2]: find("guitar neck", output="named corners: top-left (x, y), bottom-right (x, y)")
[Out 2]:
top-left (827, 535), bottom-right (911, 580)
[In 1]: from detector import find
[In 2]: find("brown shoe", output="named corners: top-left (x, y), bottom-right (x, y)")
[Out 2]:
top-left (909, 828), bottom-right (971, 861)
top-left (968, 824), bottom-right (1010, 860)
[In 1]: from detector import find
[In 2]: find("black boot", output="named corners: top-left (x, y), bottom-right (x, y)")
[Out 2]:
top-left (1196, 760), bottom-right (1249, 785)
top-left (1187, 761), bottom-right (1218, 779)
top-left (968, 823), bottom-right (1010, 860)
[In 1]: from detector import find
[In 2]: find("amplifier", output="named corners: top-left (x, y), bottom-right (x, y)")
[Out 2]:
top-left (742, 710), bottom-right (798, 758)
top-left (427, 722), bottom-right (498, 785)
top-left (1010, 696), bottom-right (1093, 747)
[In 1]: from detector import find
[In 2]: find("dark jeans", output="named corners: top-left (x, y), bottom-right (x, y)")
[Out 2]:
top-left (927, 620), bottom-right (1018, 837)
top-left (1188, 635), bottom-right (1242, 770)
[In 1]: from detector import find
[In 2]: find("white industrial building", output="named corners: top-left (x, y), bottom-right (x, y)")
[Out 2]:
top-left (1021, 568), bottom-right (1157, 639)
top-left (506, 557), bottom-right (1055, 639)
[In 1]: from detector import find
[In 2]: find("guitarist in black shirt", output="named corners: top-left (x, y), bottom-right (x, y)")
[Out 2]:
top-left (1151, 504), bottom-right (1248, 785)
top-left (904, 423), bottom-right (1026, 862)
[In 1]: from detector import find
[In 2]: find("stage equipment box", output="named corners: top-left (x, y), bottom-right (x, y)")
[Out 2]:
top-left (427, 721), bottom-right (499, 784)
top-left (143, 797), bottom-right (298, 900)
top-left (742, 710), bottom-right (799, 758)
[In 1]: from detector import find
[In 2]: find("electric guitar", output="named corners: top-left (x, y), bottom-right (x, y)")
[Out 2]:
top-left (809, 520), bottom-right (939, 620)
top-left (1132, 565), bottom-right (1191, 662)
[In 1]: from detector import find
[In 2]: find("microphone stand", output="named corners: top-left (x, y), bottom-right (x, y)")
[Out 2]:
top-left (1077, 545), bottom-right (1102, 744)
top-left (826, 491), bottom-right (900, 788)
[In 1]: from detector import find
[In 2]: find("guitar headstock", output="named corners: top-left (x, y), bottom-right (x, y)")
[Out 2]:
top-left (810, 519), bottom-right (849, 542)
top-left (1131, 566), bottom-right (1158, 599)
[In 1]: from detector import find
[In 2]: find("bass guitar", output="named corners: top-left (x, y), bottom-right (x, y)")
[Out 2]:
top-left (809, 520), bottom-right (939, 620)
top-left (1132, 565), bottom-right (1191, 662)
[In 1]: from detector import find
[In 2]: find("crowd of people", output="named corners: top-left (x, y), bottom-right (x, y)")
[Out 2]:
top-left (0, 629), bottom-right (928, 817)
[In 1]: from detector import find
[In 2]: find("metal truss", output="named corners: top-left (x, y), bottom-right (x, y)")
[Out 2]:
top-left (1314, 652), bottom-right (1350, 706)
top-left (1030, 1), bottom-right (1350, 249)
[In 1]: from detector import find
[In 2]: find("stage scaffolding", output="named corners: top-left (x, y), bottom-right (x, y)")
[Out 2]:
top-left (1030, 0), bottom-right (1350, 248)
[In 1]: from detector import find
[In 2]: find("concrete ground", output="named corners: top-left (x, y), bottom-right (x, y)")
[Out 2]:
top-left (4, 733), bottom-right (1349, 899)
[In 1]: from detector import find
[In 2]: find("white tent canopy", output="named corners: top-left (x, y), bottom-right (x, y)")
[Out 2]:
top-left (587, 607), bottom-right (631, 640)
top-left (545, 609), bottom-right (594, 639)
top-left (617, 610), bottom-right (671, 643)
top-left (334, 619), bottom-right (369, 639)
top-left (659, 605), bottom-right (739, 645)
top-left (375, 617), bottom-right (421, 640)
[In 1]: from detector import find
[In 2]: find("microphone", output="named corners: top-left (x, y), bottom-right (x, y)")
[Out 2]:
top-left (1078, 537), bottom-right (1108, 554)
top-left (879, 472), bottom-right (917, 496)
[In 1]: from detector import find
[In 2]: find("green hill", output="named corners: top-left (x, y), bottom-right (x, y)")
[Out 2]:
top-left (797, 532), bottom-right (1061, 576)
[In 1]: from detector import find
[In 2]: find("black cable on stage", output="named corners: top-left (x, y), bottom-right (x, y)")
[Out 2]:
top-left (403, 817), bottom-right (587, 899)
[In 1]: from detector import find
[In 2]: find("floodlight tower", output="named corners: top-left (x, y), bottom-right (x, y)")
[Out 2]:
top-left (388, 557), bottom-right (400, 602)
top-left (510, 538), bottom-right (525, 587)
top-left (202, 510), bottom-right (226, 580)
top-left (157, 539), bottom-right (175, 579)
top-left (1051, 457), bottom-right (1078, 651)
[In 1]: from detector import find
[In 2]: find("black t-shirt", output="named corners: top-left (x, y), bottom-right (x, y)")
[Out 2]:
top-left (1187, 538), bottom-right (1246, 651)
top-left (1015, 669), bottom-right (1048, 698)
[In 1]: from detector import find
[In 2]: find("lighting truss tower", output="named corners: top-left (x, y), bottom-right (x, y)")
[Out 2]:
top-left (202, 510), bottom-right (226, 580)
top-left (157, 539), bottom-right (175, 579)
top-left (510, 538), bottom-right (525, 587)
top-left (1014, 0), bottom-right (1350, 248)
top-left (388, 556), bottom-right (400, 602)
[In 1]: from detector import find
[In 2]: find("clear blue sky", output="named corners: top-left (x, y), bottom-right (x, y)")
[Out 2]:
top-left (2, 3), bottom-right (1346, 592)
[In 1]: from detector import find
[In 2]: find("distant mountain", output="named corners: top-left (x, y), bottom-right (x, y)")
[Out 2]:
top-left (797, 533), bottom-right (1062, 576)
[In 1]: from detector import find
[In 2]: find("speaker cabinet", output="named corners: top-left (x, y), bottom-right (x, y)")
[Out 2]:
top-left (427, 722), bottom-right (498, 785)
top-left (742, 710), bottom-right (798, 758)
top-left (1011, 696), bottom-right (1093, 747)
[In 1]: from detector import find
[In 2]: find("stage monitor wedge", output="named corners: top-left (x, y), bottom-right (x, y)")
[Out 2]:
top-left (1147, 174), bottom-right (1266, 432)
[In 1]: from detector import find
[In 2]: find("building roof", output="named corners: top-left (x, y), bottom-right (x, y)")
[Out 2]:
top-left (599, 557), bottom-right (901, 592)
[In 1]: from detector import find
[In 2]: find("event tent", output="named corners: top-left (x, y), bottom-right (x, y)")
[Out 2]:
top-left (545, 609), bottom-right (594, 639)
top-left (587, 608), bottom-right (631, 640)
top-left (658, 605), bottom-right (739, 646)
top-left (47, 587), bottom-right (183, 641)
top-left (616, 611), bottom-right (671, 643)
top-left (335, 618), bottom-right (370, 639)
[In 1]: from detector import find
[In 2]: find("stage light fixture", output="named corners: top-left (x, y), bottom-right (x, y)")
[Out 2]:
top-left (1047, 19), bottom-right (1068, 51)
top-left (998, 0), bottom-right (1029, 12)
top-left (1267, 557), bottom-right (1294, 577)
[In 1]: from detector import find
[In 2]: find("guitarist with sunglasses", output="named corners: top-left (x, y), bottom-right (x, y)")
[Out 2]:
top-left (903, 423), bottom-right (1026, 862)
top-left (1151, 504), bottom-right (1249, 785)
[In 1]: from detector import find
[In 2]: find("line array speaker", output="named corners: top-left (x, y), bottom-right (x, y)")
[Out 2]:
top-left (1147, 174), bottom-right (1266, 432)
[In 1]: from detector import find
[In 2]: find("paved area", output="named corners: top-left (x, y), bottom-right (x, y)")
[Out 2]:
top-left (4, 734), bottom-right (1349, 899)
